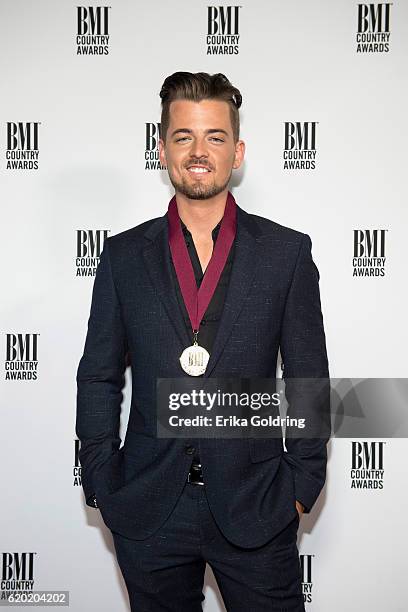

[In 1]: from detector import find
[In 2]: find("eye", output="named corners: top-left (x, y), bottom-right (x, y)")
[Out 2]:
top-left (210, 137), bottom-right (224, 142)
top-left (175, 137), bottom-right (190, 142)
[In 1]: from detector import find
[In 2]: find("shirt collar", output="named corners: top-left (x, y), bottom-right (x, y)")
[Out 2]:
top-left (180, 218), bottom-right (222, 240)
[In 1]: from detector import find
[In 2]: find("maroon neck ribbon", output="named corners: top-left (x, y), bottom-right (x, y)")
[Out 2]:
top-left (168, 191), bottom-right (237, 339)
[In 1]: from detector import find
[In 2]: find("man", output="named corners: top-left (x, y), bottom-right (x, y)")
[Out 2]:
top-left (76, 71), bottom-right (330, 611)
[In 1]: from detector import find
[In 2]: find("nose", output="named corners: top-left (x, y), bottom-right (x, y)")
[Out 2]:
top-left (189, 136), bottom-right (209, 160)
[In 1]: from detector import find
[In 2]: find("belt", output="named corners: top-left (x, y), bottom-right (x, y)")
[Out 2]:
top-left (187, 461), bottom-right (205, 486)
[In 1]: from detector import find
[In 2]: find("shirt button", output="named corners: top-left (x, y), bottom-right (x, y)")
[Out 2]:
top-left (185, 445), bottom-right (195, 455)
top-left (201, 319), bottom-right (206, 326)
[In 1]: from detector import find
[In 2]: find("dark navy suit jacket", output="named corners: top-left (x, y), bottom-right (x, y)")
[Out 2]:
top-left (76, 199), bottom-right (330, 548)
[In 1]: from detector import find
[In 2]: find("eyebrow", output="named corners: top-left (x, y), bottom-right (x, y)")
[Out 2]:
top-left (171, 128), bottom-right (229, 138)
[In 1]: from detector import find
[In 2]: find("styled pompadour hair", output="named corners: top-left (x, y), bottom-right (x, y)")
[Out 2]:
top-left (159, 71), bottom-right (242, 143)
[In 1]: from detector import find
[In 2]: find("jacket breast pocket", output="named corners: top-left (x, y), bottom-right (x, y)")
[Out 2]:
top-left (248, 438), bottom-right (283, 463)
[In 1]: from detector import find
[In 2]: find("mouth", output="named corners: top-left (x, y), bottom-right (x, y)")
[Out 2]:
top-left (186, 165), bottom-right (212, 175)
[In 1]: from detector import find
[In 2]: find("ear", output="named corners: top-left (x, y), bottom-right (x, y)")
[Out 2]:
top-left (232, 139), bottom-right (245, 169)
top-left (158, 139), bottom-right (167, 166)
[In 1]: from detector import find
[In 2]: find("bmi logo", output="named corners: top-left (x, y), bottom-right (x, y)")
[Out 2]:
top-left (145, 123), bottom-right (166, 170)
top-left (356, 4), bottom-right (392, 53)
top-left (351, 441), bottom-right (385, 489)
top-left (6, 122), bottom-right (40, 170)
top-left (73, 439), bottom-right (82, 487)
top-left (353, 229), bottom-right (387, 277)
top-left (76, 229), bottom-right (110, 276)
top-left (0, 552), bottom-right (36, 598)
top-left (300, 554), bottom-right (314, 604)
top-left (4, 334), bottom-right (39, 381)
top-left (76, 6), bottom-right (111, 55)
top-left (283, 122), bottom-right (317, 170)
top-left (206, 6), bottom-right (241, 55)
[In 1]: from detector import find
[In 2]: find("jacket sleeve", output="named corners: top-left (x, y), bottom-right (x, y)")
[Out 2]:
top-left (75, 237), bottom-right (128, 508)
top-left (279, 233), bottom-right (331, 513)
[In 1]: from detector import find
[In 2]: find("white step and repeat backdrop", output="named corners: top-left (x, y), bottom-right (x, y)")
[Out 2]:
top-left (1, 1), bottom-right (407, 610)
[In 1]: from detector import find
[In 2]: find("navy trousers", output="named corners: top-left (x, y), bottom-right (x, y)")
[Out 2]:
top-left (111, 481), bottom-right (305, 611)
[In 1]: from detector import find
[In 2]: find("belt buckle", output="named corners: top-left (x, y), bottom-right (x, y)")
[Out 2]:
top-left (188, 462), bottom-right (204, 486)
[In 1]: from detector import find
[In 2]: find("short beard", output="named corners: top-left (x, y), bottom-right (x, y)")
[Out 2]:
top-left (168, 171), bottom-right (231, 201)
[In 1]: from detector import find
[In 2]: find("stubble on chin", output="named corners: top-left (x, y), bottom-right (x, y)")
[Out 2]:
top-left (168, 171), bottom-right (231, 201)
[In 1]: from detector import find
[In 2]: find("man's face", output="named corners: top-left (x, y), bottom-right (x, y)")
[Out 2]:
top-left (159, 99), bottom-right (245, 200)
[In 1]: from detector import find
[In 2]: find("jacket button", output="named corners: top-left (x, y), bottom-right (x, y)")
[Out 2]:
top-left (185, 445), bottom-right (195, 455)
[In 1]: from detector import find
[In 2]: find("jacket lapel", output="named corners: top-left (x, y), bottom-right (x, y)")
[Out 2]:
top-left (142, 202), bottom-right (262, 376)
top-left (142, 216), bottom-right (192, 351)
top-left (203, 205), bottom-right (261, 376)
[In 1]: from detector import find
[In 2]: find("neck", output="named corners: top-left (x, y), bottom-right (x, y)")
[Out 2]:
top-left (175, 188), bottom-right (229, 237)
